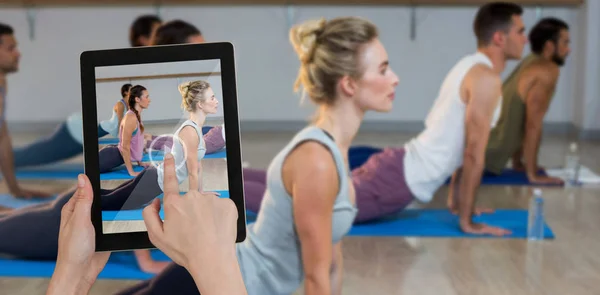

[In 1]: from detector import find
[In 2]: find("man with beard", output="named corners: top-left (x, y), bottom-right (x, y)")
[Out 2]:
top-left (484, 17), bottom-right (570, 185)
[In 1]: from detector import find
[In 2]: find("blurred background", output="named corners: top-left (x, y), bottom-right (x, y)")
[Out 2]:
top-left (1, 1), bottom-right (599, 294)
top-left (0, 0), bottom-right (596, 139)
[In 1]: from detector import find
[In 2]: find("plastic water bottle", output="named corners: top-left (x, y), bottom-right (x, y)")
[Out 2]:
top-left (564, 142), bottom-right (581, 185)
top-left (527, 189), bottom-right (544, 241)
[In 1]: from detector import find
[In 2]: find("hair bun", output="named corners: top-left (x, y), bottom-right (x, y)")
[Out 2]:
top-left (178, 81), bottom-right (192, 97)
top-left (290, 18), bottom-right (326, 64)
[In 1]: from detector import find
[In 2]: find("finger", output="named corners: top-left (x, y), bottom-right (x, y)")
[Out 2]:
top-left (484, 226), bottom-right (509, 237)
top-left (142, 198), bottom-right (165, 247)
top-left (161, 153), bottom-right (179, 206)
top-left (492, 228), bottom-right (511, 236)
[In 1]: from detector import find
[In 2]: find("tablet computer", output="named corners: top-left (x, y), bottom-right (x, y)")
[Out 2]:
top-left (80, 42), bottom-right (247, 252)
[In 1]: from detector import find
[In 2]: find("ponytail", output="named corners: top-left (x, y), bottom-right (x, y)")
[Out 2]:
top-left (127, 85), bottom-right (147, 133)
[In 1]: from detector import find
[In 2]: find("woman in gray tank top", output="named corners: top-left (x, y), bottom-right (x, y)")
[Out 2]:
top-left (114, 16), bottom-right (400, 295)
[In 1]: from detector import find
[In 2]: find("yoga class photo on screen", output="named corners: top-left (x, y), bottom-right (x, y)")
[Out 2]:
top-left (94, 60), bottom-right (228, 234)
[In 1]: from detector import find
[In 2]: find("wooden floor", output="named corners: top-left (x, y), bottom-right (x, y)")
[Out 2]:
top-left (1, 127), bottom-right (599, 295)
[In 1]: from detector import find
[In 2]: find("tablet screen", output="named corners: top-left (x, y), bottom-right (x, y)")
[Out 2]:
top-left (94, 59), bottom-right (229, 235)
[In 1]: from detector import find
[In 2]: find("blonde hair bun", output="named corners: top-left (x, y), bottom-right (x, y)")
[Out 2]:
top-left (178, 81), bottom-right (192, 97)
top-left (289, 18), bottom-right (326, 64)
top-left (178, 80), bottom-right (211, 112)
top-left (288, 16), bottom-right (378, 105)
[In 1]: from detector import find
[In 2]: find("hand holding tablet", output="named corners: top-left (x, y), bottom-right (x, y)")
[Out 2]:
top-left (48, 174), bottom-right (110, 295)
top-left (49, 156), bottom-right (246, 295)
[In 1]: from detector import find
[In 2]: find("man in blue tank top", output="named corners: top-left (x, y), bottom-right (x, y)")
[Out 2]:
top-left (0, 23), bottom-right (53, 205)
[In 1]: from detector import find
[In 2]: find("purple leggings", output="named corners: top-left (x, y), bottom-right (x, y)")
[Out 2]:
top-left (145, 126), bottom-right (225, 154)
top-left (243, 147), bottom-right (415, 223)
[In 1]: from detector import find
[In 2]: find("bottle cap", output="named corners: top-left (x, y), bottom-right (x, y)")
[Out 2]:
top-left (533, 188), bottom-right (543, 196)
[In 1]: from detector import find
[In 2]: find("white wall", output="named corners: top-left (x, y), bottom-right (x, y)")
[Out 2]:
top-left (571, 0), bottom-right (600, 133)
top-left (0, 4), bottom-right (595, 132)
top-left (95, 60), bottom-right (223, 122)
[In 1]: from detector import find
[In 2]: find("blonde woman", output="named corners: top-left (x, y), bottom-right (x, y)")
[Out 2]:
top-left (116, 16), bottom-right (399, 295)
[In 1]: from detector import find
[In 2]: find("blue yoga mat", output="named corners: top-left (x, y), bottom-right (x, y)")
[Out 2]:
top-left (142, 149), bottom-right (227, 162)
top-left (12, 164), bottom-right (145, 180)
top-left (10, 149), bottom-right (226, 180)
top-left (246, 208), bottom-right (554, 239)
top-left (98, 137), bottom-right (119, 145)
top-left (0, 193), bottom-right (58, 208)
top-left (1, 192), bottom-right (553, 240)
top-left (102, 190), bottom-right (230, 221)
top-left (349, 145), bottom-right (558, 186)
top-left (0, 249), bottom-right (170, 280)
top-left (458, 169), bottom-right (552, 186)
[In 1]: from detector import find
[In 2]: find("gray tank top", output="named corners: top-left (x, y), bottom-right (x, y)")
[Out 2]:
top-left (235, 125), bottom-right (357, 294)
top-left (156, 119), bottom-right (206, 191)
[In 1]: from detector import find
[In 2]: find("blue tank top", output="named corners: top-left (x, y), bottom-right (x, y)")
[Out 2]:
top-left (99, 99), bottom-right (127, 138)
top-left (235, 125), bottom-right (357, 294)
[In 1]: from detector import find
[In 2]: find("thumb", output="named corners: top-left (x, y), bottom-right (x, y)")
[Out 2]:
top-left (73, 174), bottom-right (94, 218)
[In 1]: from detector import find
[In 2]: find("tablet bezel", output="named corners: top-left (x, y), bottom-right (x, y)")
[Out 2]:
top-left (80, 42), bottom-right (247, 252)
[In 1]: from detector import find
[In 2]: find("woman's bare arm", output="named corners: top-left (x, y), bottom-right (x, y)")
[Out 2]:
top-left (283, 141), bottom-right (339, 295)
top-left (179, 126), bottom-right (200, 191)
top-left (119, 113), bottom-right (139, 176)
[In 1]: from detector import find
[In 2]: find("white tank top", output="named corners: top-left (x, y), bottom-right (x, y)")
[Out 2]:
top-left (403, 52), bottom-right (502, 203)
top-left (66, 112), bottom-right (84, 145)
top-left (156, 120), bottom-right (206, 191)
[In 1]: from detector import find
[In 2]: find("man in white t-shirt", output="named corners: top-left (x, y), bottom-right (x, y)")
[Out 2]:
top-left (402, 2), bottom-right (527, 236)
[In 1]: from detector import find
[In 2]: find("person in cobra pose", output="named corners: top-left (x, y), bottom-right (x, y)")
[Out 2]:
top-left (219, 2), bottom-right (526, 237)
top-left (11, 84), bottom-right (134, 170)
top-left (0, 23), bottom-right (54, 202)
top-left (98, 85), bottom-right (153, 176)
top-left (114, 15), bottom-right (399, 295)
top-left (0, 79), bottom-right (219, 274)
top-left (484, 17), bottom-right (570, 185)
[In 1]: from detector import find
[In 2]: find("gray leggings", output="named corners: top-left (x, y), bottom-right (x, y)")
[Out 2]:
top-left (0, 167), bottom-right (163, 260)
top-left (13, 122), bottom-right (85, 168)
top-left (99, 145), bottom-right (126, 173)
